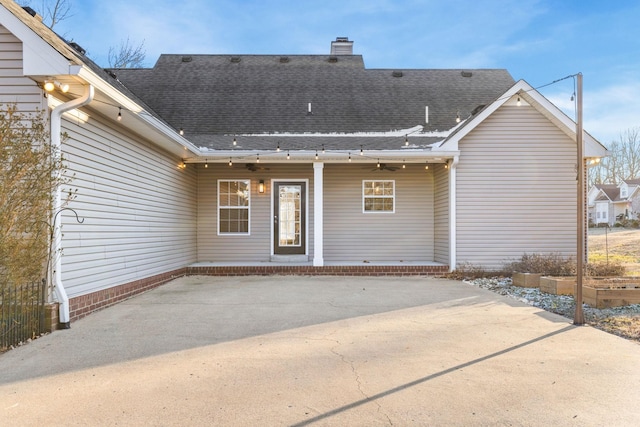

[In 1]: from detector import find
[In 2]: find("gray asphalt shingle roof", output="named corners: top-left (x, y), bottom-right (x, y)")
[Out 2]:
top-left (111, 53), bottom-right (515, 151)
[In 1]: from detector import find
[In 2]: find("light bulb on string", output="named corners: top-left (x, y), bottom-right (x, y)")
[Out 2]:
top-left (117, 107), bottom-right (122, 121)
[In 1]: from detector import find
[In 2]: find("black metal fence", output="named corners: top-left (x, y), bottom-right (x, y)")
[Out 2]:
top-left (1, 280), bottom-right (46, 352)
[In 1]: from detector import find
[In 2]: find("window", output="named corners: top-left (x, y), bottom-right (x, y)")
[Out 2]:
top-left (218, 180), bottom-right (250, 234)
top-left (363, 180), bottom-right (395, 213)
top-left (621, 186), bottom-right (628, 198)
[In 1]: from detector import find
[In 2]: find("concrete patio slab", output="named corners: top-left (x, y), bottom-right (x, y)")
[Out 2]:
top-left (1, 275), bottom-right (639, 426)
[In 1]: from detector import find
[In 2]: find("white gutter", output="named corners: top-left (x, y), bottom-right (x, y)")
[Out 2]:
top-left (448, 155), bottom-right (459, 272)
top-left (50, 85), bottom-right (94, 328)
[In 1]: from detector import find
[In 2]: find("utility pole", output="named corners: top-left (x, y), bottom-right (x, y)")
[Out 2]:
top-left (574, 72), bottom-right (585, 325)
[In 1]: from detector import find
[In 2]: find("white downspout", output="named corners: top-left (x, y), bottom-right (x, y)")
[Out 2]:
top-left (448, 156), bottom-right (459, 272)
top-left (50, 85), bottom-right (94, 328)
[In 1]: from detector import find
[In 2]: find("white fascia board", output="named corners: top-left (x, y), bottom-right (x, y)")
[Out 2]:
top-left (0, 5), bottom-right (72, 75)
top-left (75, 66), bottom-right (200, 157)
top-left (189, 149), bottom-right (460, 163)
top-left (438, 79), bottom-right (608, 159)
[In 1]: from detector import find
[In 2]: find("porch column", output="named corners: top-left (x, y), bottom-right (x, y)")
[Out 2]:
top-left (448, 156), bottom-right (459, 272)
top-left (313, 162), bottom-right (324, 266)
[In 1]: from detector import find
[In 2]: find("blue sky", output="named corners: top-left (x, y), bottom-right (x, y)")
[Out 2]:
top-left (41, 0), bottom-right (640, 144)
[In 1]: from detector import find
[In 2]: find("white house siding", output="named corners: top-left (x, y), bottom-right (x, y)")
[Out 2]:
top-left (323, 164), bottom-right (435, 262)
top-left (456, 105), bottom-right (577, 270)
top-left (0, 25), bottom-right (45, 113)
top-left (59, 116), bottom-right (197, 298)
top-left (197, 163), bottom-right (314, 262)
top-left (433, 164), bottom-right (449, 264)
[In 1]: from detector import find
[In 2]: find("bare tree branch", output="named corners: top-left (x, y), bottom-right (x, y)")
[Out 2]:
top-left (19, 0), bottom-right (74, 29)
top-left (108, 37), bottom-right (146, 68)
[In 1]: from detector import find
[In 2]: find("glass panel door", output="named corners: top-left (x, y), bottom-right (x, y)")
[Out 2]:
top-left (274, 182), bottom-right (306, 255)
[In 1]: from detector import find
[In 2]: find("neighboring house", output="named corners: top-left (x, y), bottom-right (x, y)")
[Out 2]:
top-left (0, 0), bottom-right (608, 327)
top-left (588, 179), bottom-right (640, 225)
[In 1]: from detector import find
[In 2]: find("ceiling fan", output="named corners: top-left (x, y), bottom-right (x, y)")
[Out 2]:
top-left (242, 163), bottom-right (270, 172)
top-left (364, 163), bottom-right (399, 171)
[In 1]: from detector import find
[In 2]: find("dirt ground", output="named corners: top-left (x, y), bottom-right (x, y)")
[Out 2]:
top-left (587, 227), bottom-right (640, 342)
top-left (588, 227), bottom-right (640, 275)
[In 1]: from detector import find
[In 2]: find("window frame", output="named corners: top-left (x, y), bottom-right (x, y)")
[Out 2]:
top-left (217, 179), bottom-right (251, 236)
top-left (362, 179), bottom-right (395, 214)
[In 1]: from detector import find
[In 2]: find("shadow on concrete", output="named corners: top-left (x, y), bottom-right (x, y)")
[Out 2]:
top-left (291, 325), bottom-right (575, 426)
top-left (0, 275), bottom-right (561, 385)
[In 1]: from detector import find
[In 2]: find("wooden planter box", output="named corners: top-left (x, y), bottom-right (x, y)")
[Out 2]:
top-left (540, 277), bottom-right (575, 295)
top-left (581, 277), bottom-right (640, 308)
top-left (512, 273), bottom-right (541, 288)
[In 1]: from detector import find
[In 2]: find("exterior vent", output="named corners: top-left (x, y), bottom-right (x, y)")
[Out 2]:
top-left (279, 56), bottom-right (290, 63)
top-left (330, 37), bottom-right (354, 55)
top-left (392, 71), bottom-right (403, 78)
top-left (471, 104), bottom-right (486, 115)
top-left (230, 57), bottom-right (241, 63)
top-left (69, 42), bottom-right (86, 55)
top-left (181, 56), bottom-right (192, 62)
top-left (21, 6), bottom-right (37, 17)
top-left (461, 71), bottom-right (473, 77)
top-left (328, 56), bottom-right (338, 63)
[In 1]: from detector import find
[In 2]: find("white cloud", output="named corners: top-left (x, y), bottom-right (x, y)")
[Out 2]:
top-left (546, 80), bottom-right (640, 145)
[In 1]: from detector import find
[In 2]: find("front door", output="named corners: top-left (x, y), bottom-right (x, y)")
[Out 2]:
top-left (273, 182), bottom-right (306, 255)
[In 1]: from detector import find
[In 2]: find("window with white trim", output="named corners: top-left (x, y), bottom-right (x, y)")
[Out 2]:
top-left (363, 180), bottom-right (395, 213)
top-left (218, 180), bottom-right (250, 234)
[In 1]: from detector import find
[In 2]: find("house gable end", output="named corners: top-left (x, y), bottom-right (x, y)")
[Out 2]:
top-left (437, 79), bottom-right (608, 159)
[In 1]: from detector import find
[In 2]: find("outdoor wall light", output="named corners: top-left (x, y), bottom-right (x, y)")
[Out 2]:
top-left (43, 80), bottom-right (69, 93)
top-left (258, 180), bottom-right (265, 193)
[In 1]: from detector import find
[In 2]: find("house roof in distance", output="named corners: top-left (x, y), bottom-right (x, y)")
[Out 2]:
top-left (110, 38), bottom-right (515, 151)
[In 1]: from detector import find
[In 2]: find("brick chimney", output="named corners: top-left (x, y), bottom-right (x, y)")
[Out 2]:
top-left (330, 37), bottom-right (354, 55)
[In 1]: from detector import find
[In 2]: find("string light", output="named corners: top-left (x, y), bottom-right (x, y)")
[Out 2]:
top-left (377, 159), bottom-right (381, 168)
top-left (116, 107), bottom-right (122, 121)
top-left (204, 159), bottom-right (208, 168)
top-left (402, 160), bottom-right (406, 169)
top-left (287, 150), bottom-right (290, 160)
top-left (233, 136), bottom-right (237, 146)
top-left (516, 96), bottom-right (521, 107)
top-left (322, 145), bottom-right (325, 154)
top-left (228, 158), bottom-right (233, 166)
top-left (425, 163), bottom-right (429, 170)
top-left (256, 154), bottom-right (260, 163)
top-left (348, 153), bottom-right (352, 162)
top-left (405, 135), bottom-right (409, 146)
top-left (277, 143), bottom-right (281, 152)
top-left (455, 111), bottom-right (460, 123)
top-left (315, 150), bottom-right (319, 160)
top-left (179, 127), bottom-right (184, 136)
top-left (360, 145), bottom-right (364, 155)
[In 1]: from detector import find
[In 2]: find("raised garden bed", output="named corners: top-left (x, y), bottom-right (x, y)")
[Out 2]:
top-left (582, 277), bottom-right (640, 308)
top-left (512, 272), bottom-right (541, 288)
top-left (539, 276), bottom-right (575, 295)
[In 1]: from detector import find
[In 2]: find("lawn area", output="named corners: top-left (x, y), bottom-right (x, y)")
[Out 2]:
top-left (588, 227), bottom-right (640, 276)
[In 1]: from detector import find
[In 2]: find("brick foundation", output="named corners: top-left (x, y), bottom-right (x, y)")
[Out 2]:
top-left (66, 268), bottom-right (187, 324)
top-left (186, 264), bottom-right (449, 276)
top-left (52, 264), bottom-right (448, 327)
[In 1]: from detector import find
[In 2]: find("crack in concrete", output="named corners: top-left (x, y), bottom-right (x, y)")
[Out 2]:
top-left (329, 339), bottom-right (393, 426)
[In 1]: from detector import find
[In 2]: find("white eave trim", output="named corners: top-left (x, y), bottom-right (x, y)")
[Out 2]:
top-left (437, 79), bottom-right (608, 158)
top-left (75, 66), bottom-right (200, 157)
top-left (0, 4), bottom-right (72, 75)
